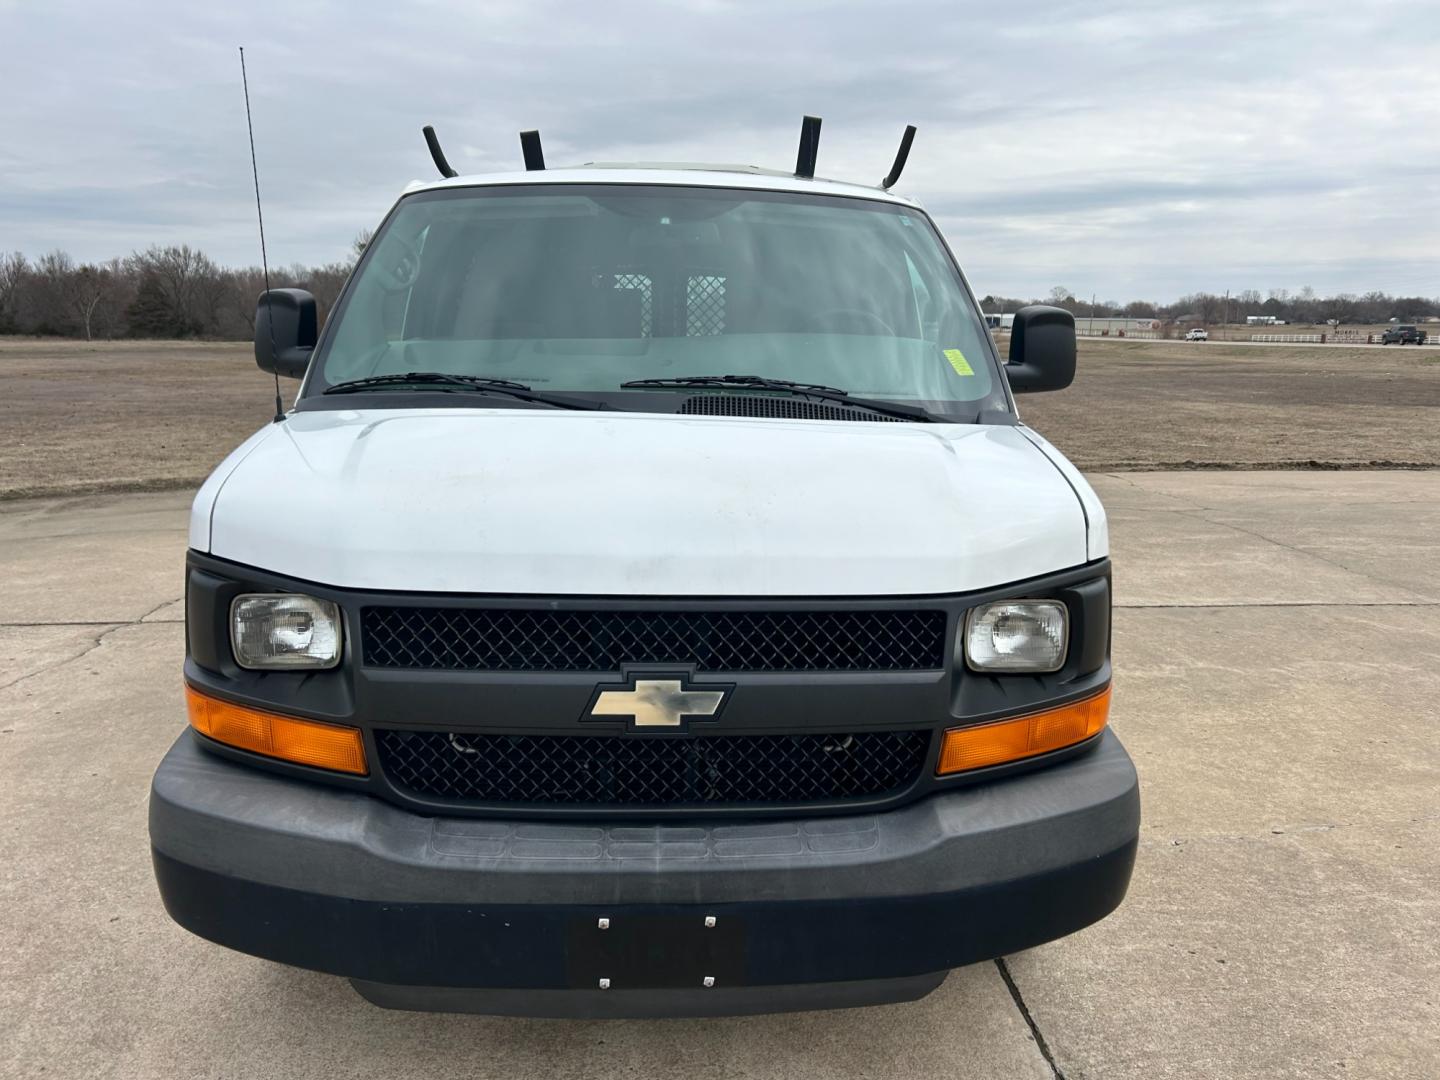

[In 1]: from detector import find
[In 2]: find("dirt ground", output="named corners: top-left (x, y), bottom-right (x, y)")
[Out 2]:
top-left (1, 336), bottom-right (1438, 499)
top-left (1023, 338), bottom-right (1440, 469)
top-left (0, 339), bottom-right (277, 500)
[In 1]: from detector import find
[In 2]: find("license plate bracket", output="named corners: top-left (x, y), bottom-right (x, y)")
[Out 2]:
top-left (566, 913), bottom-right (747, 991)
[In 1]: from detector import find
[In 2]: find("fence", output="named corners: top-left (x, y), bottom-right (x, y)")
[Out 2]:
top-left (1250, 334), bottom-right (1324, 343)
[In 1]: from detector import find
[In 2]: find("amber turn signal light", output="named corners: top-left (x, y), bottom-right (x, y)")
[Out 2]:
top-left (185, 685), bottom-right (367, 775)
top-left (938, 686), bottom-right (1111, 776)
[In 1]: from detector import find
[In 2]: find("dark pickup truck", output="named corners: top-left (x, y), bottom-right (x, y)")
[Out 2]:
top-left (1380, 325), bottom-right (1428, 345)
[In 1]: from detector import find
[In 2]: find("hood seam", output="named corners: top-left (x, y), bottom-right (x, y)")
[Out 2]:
top-left (1016, 425), bottom-right (1092, 560)
top-left (204, 424), bottom-right (281, 553)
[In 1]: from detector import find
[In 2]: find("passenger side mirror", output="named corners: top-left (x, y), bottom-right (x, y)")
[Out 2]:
top-left (1005, 305), bottom-right (1076, 393)
top-left (255, 289), bottom-right (317, 379)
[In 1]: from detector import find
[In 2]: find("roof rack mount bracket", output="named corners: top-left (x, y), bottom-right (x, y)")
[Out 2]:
top-left (794, 115), bottom-right (822, 179)
top-left (422, 125), bottom-right (458, 179)
top-left (880, 125), bottom-right (917, 190)
top-left (520, 130), bottom-right (546, 171)
top-left (420, 116), bottom-right (916, 190)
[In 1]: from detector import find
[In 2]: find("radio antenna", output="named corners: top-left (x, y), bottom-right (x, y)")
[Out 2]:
top-left (239, 46), bottom-right (285, 423)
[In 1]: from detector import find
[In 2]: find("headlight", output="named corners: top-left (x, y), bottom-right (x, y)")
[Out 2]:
top-left (231, 594), bottom-right (342, 670)
top-left (964, 600), bottom-right (1068, 672)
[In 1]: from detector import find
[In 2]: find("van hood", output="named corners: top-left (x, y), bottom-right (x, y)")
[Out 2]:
top-left (193, 409), bottom-right (1097, 596)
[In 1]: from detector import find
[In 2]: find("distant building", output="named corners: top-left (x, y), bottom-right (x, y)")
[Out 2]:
top-left (1246, 315), bottom-right (1286, 325)
top-left (1074, 316), bottom-right (1159, 336)
top-left (986, 313), bottom-right (1159, 336)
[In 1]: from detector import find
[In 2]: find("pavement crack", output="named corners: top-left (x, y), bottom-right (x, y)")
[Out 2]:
top-left (1172, 506), bottom-right (1428, 598)
top-left (0, 597), bottom-right (184, 631)
top-left (0, 625), bottom-right (121, 691)
top-left (1099, 472), bottom-right (1211, 510)
top-left (995, 957), bottom-right (1067, 1080)
top-left (0, 598), bottom-right (180, 692)
top-left (0, 619), bottom-right (185, 627)
top-left (135, 597), bottom-right (182, 622)
top-left (1117, 601), bottom-right (1440, 610)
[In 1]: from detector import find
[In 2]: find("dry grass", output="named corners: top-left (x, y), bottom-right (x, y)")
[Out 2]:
top-left (1, 336), bottom-right (1438, 500)
top-left (0, 339), bottom-right (272, 499)
top-left (1022, 337), bottom-right (1440, 469)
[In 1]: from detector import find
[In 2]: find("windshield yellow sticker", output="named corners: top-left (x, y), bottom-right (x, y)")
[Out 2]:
top-left (943, 348), bottom-right (975, 376)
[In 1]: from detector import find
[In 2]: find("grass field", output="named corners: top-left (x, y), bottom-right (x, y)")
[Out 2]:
top-left (1021, 337), bottom-right (1440, 469)
top-left (1, 336), bottom-right (1438, 499)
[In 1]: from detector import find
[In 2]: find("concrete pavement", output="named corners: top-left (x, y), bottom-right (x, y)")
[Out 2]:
top-left (2, 473), bottom-right (1437, 1079)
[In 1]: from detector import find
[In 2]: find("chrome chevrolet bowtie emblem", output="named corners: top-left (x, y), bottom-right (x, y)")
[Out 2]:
top-left (589, 679), bottom-right (727, 728)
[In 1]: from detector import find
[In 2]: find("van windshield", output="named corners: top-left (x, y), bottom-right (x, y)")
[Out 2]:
top-left (309, 184), bottom-right (1005, 418)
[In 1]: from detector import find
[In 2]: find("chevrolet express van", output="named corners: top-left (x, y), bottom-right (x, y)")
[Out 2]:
top-left (150, 123), bottom-right (1139, 1017)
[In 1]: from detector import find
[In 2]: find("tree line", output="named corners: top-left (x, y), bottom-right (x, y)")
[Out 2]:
top-left (982, 286), bottom-right (1440, 327)
top-left (1, 245), bottom-right (1435, 340)
top-left (0, 237), bottom-right (369, 342)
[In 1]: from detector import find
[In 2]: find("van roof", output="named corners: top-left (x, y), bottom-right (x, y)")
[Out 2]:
top-left (402, 164), bottom-right (922, 209)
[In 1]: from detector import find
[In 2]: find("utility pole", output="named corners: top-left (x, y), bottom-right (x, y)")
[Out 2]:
top-left (1090, 292), bottom-right (1096, 336)
top-left (1223, 289), bottom-right (1230, 341)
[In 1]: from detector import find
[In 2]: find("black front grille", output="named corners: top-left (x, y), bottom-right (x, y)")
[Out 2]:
top-left (376, 729), bottom-right (930, 808)
top-left (362, 607), bottom-right (947, 673)
top-left (680, 395), bottom-right (904, 422)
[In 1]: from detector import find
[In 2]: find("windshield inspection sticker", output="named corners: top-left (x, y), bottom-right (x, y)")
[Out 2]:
top-left (943, 348), bottom-right (975, 376)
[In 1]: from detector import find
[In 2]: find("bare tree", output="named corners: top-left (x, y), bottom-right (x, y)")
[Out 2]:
top-left (301, 261), bottom-right (354, 324)
top-left (126, 245), bottom-right (226, 336)
top-left (23, 252), bottom-right (121, 338)
top-left (0, 251), bottom-right (26, 330)
top-left (53, 262), bottom-right (117, 340)
top-left (83, 268), bottom-right (112, 340)
top-left (222, 267), bottom-right (269, 337)
top-left (31, 251), bottom-right (80, 334)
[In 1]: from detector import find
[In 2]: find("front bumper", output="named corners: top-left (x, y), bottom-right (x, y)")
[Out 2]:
top-left (150, 729), bottom-right (1139, 1017)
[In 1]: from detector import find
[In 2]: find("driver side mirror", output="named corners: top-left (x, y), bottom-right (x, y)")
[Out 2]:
top-left (255, 288), bottom-right (317, 379)
top-left (1005, 305), bottom-right (1076, 393)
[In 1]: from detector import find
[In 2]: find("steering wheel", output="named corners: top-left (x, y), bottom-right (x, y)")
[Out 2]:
top-left (812, 307), bottom-right (896, 336)
top-left (372, 236), bottom-right (421, 292)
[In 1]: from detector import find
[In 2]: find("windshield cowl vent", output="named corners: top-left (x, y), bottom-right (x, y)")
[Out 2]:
top-left (678, 395), bottom-right (905, 423)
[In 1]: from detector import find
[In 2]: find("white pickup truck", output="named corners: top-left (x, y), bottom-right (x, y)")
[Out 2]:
top-left (149, 120), bottom-right (1138, 1018)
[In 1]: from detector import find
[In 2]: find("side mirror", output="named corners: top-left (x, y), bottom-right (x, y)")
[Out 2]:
top-left (1005, 305), bottom-right (1076, 393)
top-left (255, 289), bottom-right (317, 379)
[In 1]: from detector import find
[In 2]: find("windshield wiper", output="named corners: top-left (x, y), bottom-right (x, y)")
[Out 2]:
top-left (621, 374), bottom-right (948, 423)
top-left (322, 372), bottom-right (609, 411)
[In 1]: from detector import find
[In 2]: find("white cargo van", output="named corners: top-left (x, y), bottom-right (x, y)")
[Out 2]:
top-left (150, 120), bottom-right (1138, 1017)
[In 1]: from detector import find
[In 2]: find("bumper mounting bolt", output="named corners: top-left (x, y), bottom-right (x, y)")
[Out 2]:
top-left (597, 917), bottom-right (610, 930)
top-left (703, 976), bottom-right (715, 988)
top-left (704, 916), bottom-right (717, 928)
top-left (598, 978), bottom-right (610, 990)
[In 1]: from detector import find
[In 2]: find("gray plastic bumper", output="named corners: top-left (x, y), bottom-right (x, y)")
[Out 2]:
top-left (151, 730), bottom-right (1137, 904)
top-left (150, 730), bottom-right (1139, 1014)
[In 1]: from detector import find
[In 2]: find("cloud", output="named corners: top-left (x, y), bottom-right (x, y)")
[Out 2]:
top-left (0, 0), bottom-right (1435, 301)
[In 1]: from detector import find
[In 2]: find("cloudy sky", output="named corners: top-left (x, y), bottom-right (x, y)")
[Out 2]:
top-left (2, 0), bottom-right (1436, 302)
